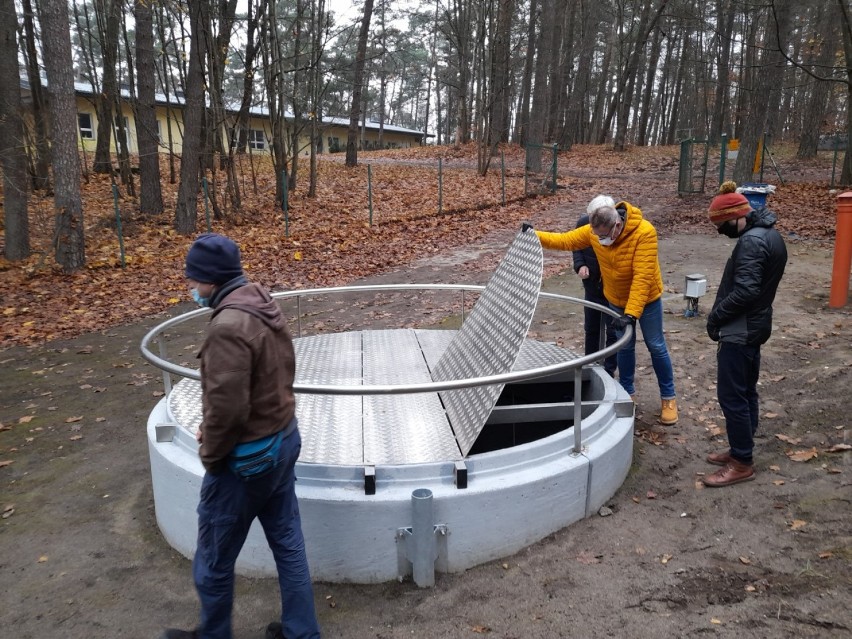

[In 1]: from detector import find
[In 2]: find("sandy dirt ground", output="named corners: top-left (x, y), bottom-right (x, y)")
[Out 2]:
top-left (1, 190), bottom-right (851, 638)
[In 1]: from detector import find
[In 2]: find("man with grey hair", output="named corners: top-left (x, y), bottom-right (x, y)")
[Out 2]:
top-left (532, 196), bottom-right (678, 425)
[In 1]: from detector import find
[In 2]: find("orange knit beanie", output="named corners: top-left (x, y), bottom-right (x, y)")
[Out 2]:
top-left (708, 181), bottom-right (751, 223)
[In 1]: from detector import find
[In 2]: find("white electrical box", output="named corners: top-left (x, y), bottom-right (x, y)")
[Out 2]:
top-left (684, 274), bottom-right (707, 298)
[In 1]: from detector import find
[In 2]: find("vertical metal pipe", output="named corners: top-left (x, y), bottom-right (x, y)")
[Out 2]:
top-left (573, 367), bottom-right (583, 453)
top-left (461, 289), bottom-right (466, 323)
top-left (297, 295), bottom-right (302, 338)
top-left (158, 337), bottom-right (172, 395)
top-left (411, 488), bottom-right (435, 587)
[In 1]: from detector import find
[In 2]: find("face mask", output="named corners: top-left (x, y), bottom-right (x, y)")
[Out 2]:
top-left (191, 288), bottom-right (211, 307)
top-left (717, 220), bottom-right (740, 239)
top-left (597, 221), bottom-right (621, 246)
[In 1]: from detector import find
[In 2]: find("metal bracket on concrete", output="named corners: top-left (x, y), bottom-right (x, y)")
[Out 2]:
top-left (155, 423), bottom-right (176, 443)
top-left (454, 460), bottom-right (468, 489)
top-left (364, 465), bottom-right (376, 495)
top-left (395, 489), bottom-right (448, 587)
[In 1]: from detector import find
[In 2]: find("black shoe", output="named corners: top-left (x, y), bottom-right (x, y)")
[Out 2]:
top-left (266, 621), bottom-right (285, 639)
top-left (160, 630), bottom-right (198, 639)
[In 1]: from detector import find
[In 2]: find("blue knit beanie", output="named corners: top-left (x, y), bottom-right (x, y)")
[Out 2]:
top-left (185, 233), bottom-right (243, 284)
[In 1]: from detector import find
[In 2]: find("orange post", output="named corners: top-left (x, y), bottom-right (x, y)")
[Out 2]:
top-left (829, 192), bottom-right (852, 308)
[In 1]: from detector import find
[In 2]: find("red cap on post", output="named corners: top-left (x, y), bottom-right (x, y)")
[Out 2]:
top-left (829, 192), bottom-right (852, 308)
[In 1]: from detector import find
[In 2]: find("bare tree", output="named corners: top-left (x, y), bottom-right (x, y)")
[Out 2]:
top-left (20, 0), bottom-right (51, 190)
top-left (39, 0), bottom-right (85, 270)
top-left (174, 0), bottom-right (210, 235)
top-left (0, 0), bottom-right (30, 260)
top-left (134, 0), bottom-right (164, 215)
top-left (346, 0), bottom-right (374, 167)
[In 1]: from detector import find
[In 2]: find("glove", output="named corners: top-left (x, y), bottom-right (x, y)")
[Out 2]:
top-left (611, 314), bottom-right (635, 330)
top-left (521, 222), bottom-right (533, 233)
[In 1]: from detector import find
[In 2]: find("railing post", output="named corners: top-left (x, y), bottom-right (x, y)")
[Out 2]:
top-left (572, 367), bottom-right (583, 453)
top-left (410, 488), bottom-right (438, 587)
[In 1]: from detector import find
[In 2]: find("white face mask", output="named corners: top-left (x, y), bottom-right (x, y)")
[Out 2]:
top-left (598, 236), bottom-right (615, 246)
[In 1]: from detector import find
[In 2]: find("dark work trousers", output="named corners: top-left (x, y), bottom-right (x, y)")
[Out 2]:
top-left (193, 425), bottom-right (320, 639)
top-left (583, 292), bottom-right (617, 376)
top-left (717, 341), bottom-right (761, 465)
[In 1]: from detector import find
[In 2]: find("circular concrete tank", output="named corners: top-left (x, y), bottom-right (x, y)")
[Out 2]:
top-left (142, 283), bottom-right (634, 584)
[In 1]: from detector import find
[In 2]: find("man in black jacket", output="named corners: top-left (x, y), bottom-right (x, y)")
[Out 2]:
top-left (704, 182), bottom-right (787, 487)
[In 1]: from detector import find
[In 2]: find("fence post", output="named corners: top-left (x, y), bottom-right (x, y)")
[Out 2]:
top-left (829, 192), bottom-right (852, 308)
top-left (719, 134), bottom-right (728, 186)
top-left (110, 183), bottom-right (126, 268)
top-left (500, 150), bottom-right (506, 206)
top-left (201, 177), bottom-right (211, 233)
top-left (367, 164), bottom-right (374, 226)
top-left (438, 158), bottom-right (443, 215)
top-left (281, 170), bottom-right (289, 237)
top-left (551, 143), bottom-right (558, 193)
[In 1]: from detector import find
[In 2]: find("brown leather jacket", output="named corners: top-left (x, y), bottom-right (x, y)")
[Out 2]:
top-left (198, 282), bottom-right (296, 472)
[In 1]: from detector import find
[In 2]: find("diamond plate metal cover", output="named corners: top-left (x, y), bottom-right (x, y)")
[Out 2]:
top-left (431, 229), bottom-right (543, 456)
top-left (363, 330), bottom-right (460, 464)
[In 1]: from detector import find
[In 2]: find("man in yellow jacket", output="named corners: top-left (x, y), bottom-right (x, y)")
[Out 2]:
top-left (533, 195), bottom-right (678, 425)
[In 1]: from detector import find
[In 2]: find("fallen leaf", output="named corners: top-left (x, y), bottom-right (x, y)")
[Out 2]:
top-left (660, 554), bottom-right (673, 564)
top-left (825, 443), bottom-right (851, 453)
top-left (710, 618), bottom-right (722, 625)
top-left (818, 551), bottom-right (833, 559)
top-left (646, 490), bottom-right (657, 499)
top-left (69, 435), bottom-right (83, 441)
top-left (18, 415), bottom-right (34, 424)
top-left (738, 556), bottom-right (752, 565)
top-left (0, 460), bottom-right (14, 468)
top-left (768, 465), bottom-right (781, 472)
top-left (764, 412), bottom-right (778, 419)
top-left (95, 417), bottom-right (106, 423)
top-left (65, 416), bottom-right (83, 423)
top-left (38, 555), bottom-right (48, 563)
top-left (772, 480), bottom-right (785, 486)
top-left (745, 584), bottom-right (756, 592)
top-left (632, 496), bottom-right (641, 503)
top-left (789, 519), bottom-right (807, 530)
top-left (501, 563), bottom-right (509, 570)
top-left (775, 433), bottom-right (801, 445)
top-left (471, 626), bottom-right (491, 634)
top-left (787, 448), bottom-right (818, 462)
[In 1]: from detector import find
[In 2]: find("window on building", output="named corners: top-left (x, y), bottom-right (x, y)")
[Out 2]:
top-left (78, 113), bottom-right (94, 139)
top-left (249, 129), bottom-right (266, 150)
top-left (328, 136), bottom-right (341, 152)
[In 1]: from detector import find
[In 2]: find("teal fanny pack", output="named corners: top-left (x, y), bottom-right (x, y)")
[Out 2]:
top-left (228, 430), bottom-right (284, 480)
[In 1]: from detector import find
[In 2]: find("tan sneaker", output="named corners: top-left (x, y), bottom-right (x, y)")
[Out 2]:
top-left (659, 398), bottom-right (678, 425)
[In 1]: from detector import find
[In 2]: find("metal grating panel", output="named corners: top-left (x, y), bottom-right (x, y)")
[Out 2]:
top-left (362, 330), bottom-right (460, 464)
top-left (168, 378), bottom-right (203, 433)
top-left (293, 333), bottom-right (363, 465)
top-left (431, 230), bottom-right (543, 456)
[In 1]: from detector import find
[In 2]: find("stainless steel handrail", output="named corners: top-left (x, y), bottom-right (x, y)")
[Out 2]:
top-left (140, 283), bottom-right (631, 396)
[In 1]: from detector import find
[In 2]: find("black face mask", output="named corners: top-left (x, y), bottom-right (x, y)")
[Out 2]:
top-left (717, 220), bottom-right (740, 238)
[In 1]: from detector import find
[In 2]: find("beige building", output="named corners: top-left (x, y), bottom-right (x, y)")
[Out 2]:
top-left (23, 81), bottom-right (425, 157)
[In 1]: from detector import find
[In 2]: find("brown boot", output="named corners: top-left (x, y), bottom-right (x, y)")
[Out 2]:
top-left (706, 450), bottom-right (733, 466)
top-left (659, 398), bottom-right (678, 425)
top-left (702, 459), bottom-right (755, 487)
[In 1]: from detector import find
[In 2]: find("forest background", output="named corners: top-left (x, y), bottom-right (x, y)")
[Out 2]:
top-left (1, 0), bottom-right (851, 275)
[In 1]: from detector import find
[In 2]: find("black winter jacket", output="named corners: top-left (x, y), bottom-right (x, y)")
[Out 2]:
top-left (572, 214), bottom-right (607, 306)
top-left (707, 207), bottom-right (787, 345)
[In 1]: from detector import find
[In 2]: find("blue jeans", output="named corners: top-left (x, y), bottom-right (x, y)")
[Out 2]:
top-left (610, 298), bottom-right (676, 399)
top-left (193, 425), bottom-right (321, 639)
top-left (717, 342), bottom-right (761, 465)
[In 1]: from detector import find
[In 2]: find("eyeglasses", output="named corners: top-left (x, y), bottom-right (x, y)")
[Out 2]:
top-left (593, 222), bottom-right (618, 240)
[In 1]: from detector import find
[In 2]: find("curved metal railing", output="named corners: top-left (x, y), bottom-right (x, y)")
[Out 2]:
top-left (140, 284), bottom-right (632, 453)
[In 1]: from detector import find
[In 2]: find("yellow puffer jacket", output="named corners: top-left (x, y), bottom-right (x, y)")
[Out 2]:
top-left (535, 201), bottom-right (663, 319)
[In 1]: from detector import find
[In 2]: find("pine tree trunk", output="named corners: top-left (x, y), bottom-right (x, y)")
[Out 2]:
top-left (39, 0), bottom-right (85, 270)
top-left (346, 0), bottom-right (373, 167)
top-left (134, 0), bottom-right (163, 215)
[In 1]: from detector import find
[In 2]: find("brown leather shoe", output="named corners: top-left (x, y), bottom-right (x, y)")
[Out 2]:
top-left (659, 398), bottom-right (678, 425)
top-left (702, 460), bottom-right (755, 487)
top-left (706, 450), bottom-right (733, 466)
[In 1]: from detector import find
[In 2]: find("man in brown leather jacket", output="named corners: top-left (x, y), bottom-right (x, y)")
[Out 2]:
top-left (162, 233), bottom-right (320, 639)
